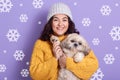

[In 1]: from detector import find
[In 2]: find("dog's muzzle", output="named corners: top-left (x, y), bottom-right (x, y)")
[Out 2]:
top-left (74, 43), bottom-right (78, 47)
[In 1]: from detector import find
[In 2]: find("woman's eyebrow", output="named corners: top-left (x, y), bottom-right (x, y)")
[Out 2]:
top-left (53, 16), bottom-right (58, 19)
top-left (63, 17), bottom-right (68, 19)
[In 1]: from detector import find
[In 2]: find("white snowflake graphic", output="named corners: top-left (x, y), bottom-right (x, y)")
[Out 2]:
top-left (115, 3), bottom-right (119, 7)
top-left (74, 2), bottom-right (77, 6)
top-left (6, 29), bottom-right (21, 42)
top-left (82, 18), bottom-right (91, 27)
top-left (26, 62), bottom-right (29, 65)
top-left (115, 46), bottom-right (119, 50)
top-left (3, 50), bottom-right (7, 53)
top-left (92, 38), bottom-right (100, 45)
top-left (0, 64), bottom-right (6, 72)
top-left (19, 14), bottom-right (28, 22)
top-left (98, 26), bottom-right (102, 29)
top-left (38, 21), bottom-right (42, 24)
top-left (13, 50), bottom-right (25, 61)
top-left (19, 3), bottom-right (23, 7)
top-left (90, 68), bottom-right (104, 80)
top-left (103, 54), bottom-right (115, 64)
top-left (109, 26), bottom-right (120, 41)
top-left (0, 0), bottom-right (13, 12)
top-left (32, 0), bottom-right (43, 8)
top-left (4, 77), bottom-right (7, 80)
top-left (20, 69), bottom-right (29, 77)
top-left (100, 5), bottom-right (112, 16)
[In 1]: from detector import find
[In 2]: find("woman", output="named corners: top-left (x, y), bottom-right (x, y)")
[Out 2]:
top-left (29, 2), bottom-right (99, 80)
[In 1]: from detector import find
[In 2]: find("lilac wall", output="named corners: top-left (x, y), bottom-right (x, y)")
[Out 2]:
top-left (0, 0), bottom-right (120, 80)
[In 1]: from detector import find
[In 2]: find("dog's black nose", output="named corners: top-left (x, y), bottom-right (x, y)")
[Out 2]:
top-left (74, 43), bottom-right (78, 47)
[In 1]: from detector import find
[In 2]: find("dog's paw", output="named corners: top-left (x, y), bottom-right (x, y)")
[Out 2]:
top-left (74, 52), bottom-right (85, 62)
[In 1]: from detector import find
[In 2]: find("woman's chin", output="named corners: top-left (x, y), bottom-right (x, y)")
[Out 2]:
top-left (54, 32), bottom-right (64, 36)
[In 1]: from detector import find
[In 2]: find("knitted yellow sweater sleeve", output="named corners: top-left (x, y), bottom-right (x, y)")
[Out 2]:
top-left (66, 50), bottom-right (99, 80)
top-left (29, 40), bottom-right (58, 80)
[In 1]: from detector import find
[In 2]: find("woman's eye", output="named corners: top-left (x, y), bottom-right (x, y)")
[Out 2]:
top-left (63, 19), bottom-right (68, 22)
top-left (53, 19), bottom-right (58, 21)
top-left (63, 20), bottom-right (67, 21)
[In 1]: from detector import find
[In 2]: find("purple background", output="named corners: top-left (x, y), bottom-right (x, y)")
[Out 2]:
top-left (0, 0), bottom-right (120, 80)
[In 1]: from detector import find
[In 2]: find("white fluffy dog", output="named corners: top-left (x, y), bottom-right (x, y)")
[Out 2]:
top-left (50, 33), bottom-right (91, 80)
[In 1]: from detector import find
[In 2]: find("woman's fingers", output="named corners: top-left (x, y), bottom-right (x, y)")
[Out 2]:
top-left (53, 41), bottom-right (60, 47)
top-left (52, 42), bottom-right (63, 59)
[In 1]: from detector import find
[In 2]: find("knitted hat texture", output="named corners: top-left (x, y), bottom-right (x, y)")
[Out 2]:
top-left (47, 2), bottom-right (72, 21)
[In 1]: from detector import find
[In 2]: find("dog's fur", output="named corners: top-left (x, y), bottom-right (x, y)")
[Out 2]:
top-left (50, 34), bottom-right (60, 45)
top-left (50, 33), bottom-right (91, 80)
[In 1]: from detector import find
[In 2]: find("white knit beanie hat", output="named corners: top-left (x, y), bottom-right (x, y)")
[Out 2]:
top-left (47, 2), bottom-right (72, 21)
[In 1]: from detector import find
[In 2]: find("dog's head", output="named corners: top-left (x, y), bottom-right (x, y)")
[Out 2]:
top-left (61, 33), bottom-right (90, 55)
top-left (50, 35), bottom-right (60, 45)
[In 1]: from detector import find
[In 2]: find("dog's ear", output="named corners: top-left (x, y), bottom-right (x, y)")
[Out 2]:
top-left (60, 40), bottom-right (65, 48)
top-left (60, 38), bottom-right (68, 49)
top-left (84, 43), bottom-right (91, 56)
top-left (79, 35), bottom-right (91, 56)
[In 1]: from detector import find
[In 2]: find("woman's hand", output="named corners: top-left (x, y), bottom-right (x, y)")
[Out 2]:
top-left (52, 42), bottom-right (63, 60)
top-left (59, 54), bottom-right (67, 68)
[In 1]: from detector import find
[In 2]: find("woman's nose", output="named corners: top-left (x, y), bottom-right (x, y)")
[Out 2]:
top-left (58, 21), bottom-right (63, 26)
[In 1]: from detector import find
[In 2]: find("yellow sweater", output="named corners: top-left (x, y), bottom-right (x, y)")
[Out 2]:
top-left (29, 36), bottom-right (99, 80)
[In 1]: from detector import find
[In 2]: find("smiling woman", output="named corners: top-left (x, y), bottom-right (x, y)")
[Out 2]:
top-left (29, 2), bottom-right (99, 80)
top-left (52, 14), bottom-right (69, 36)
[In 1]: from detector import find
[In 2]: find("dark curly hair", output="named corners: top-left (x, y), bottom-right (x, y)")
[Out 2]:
top-left (39, 16), bottom-right (79, 41)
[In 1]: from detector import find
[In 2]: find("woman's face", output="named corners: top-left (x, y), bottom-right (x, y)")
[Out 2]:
top-left (52, 14), bottom-right (69, 36)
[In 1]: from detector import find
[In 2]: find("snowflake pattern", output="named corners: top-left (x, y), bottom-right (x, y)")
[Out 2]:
top-left (115, 3), bottom-right (119, 7)
top-left (74, 2), bottom-right (77, 6)
top-left (4, 77), bottom-right (7, 80)
top-left (32, 0), bottom-right (43, 8)
top-left (90, 68), bottom-right (104, 80)
top-left (6, 29), bottom-right (21, 42)
top-left (26, 62), bottom-right (29, 65)
top-left (0, 64), bottom-right (6, 72)
top-left (13, 50), bottom-right (25, 61)
top-left (100, 5), bottom-right (112, 16)
top-left (38, 21), bottom-right (42, 24)
top-left (3, 50), bottom-right (7, 53)
top-left (104, 54), bottom-right (115, 64)
top-left (19, 14), bottom-right (28, 22)
top-left (109, 26), bottom-right (120, 41)
top-left (0, 0), bottom-right (13, 12)
top-left (115, 46), bottom-right (119, 50)
top-left (98, 26), bottom-right (102, 29)
top-left (19, 3), bottom-right (23, 7)
top-left (0, 0), bottom-right (120, 80)
top-left (92, 38), bottom-right (100, 45)
top-left (82, 18), bottom-right (91, 27)
top-left (20, 69), bottom-right (29, 77)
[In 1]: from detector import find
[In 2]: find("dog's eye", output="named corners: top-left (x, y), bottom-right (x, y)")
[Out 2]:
top-left (79, 42), bottom-right (82, 45)
top-left (71, 40), bottom-right (75, 42)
